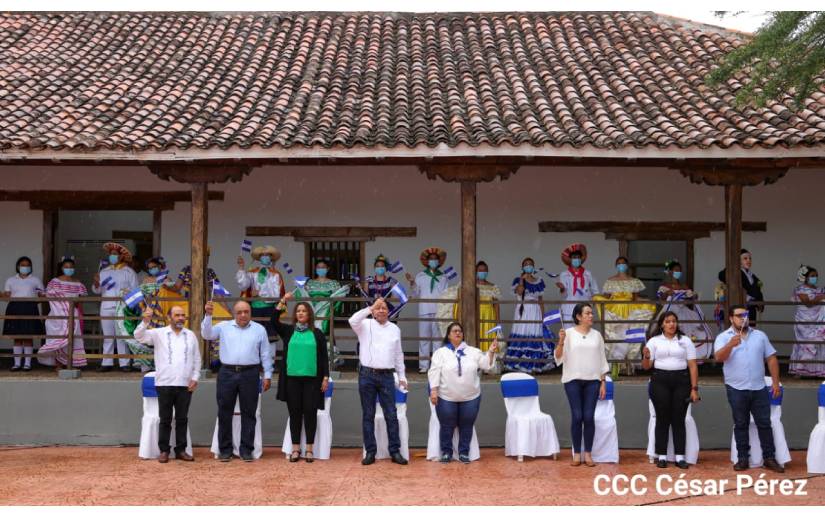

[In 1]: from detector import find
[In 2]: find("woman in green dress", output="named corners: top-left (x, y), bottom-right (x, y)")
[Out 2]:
top-left (296, 259), bottom-right (350, 334)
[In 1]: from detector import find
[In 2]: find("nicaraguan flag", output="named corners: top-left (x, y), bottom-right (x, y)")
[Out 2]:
top-left (155, 269), bottom-right (169, 284)
top-left (625, 327), bottom-right (647, 344)
top-left (350, 273), bottom-right (361, 282)
top-left (100, 275), bottom-right (116, 292)
top-left (543, 309), bottom-right (562, 326)
top-left (123, 287), bottom-right (145, 310)
top-left (283, 262), bottom-right (294, 275)
top-left (443, 266), bottom-right (457, 281)
top-left (294, 276), bottom-right (309, 288)
top-left (389, 260), bottom-right (404, 273)
top-left (485, 324), bottom-right (503, 335)
top-left (212, 280), bottom-right (231, 297)
top-left (240, 239), bottom-right (253, 253)
top-left (390, 282), bottom-right (409, 304)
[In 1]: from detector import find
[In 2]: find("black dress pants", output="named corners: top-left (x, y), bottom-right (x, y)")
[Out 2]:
top-left (650, 368), bottom-right (691, 456)
top-left (156, 386), bottom-right (192, 455)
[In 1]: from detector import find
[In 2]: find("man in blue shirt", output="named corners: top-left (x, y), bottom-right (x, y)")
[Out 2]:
top-left (202, 300), bottom-right (273, 462)
top-left (714, 304), bottom-right (783, 473)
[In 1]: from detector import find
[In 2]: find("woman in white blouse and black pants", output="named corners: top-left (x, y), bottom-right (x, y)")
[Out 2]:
top-left (428, 322), bottom-right (498, 463)
top-left (642, 310), bottom-right (700, 469)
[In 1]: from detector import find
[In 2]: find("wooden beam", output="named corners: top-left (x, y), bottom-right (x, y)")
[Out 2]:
top-left (725, 184), bottom-right (744, 308)
top-left (419, 162), bottom-right (519, 182)
top-left (149, 163), bottom-right (252, 183)
top-left (0, 190), bottom-right (224, 210)
top-left (460, 181), bottom-right (478, 347)
top-left (42, 209), bottom-right (57, 281)
top-left (152, 210), bottom-right (162, 257)
top-left (678, 167), bottom-right (788, 186)
top-left (246, 226), bottom-right (417, 239)
top-left (190, 182), bottom-right (208, 356)
top-left (538, 221), bottom-right (767, 234)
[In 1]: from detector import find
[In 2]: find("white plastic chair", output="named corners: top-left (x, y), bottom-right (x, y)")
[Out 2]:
top-left (365, 374), bottom-right (410, 460)
top-left (806, 382), bottom-right (825, 473)
top-left (138, 372), bottom-right (193, 459)
top-left (730, 376), bottom-right (791, 467)
top-left (426, 385), bottom-right (481, 461)
top-left (572, 375), bottom-right (619, 463)
top-left (282, 381), bottom-right (333, 460)
top-left (210, 380), bottom-right (263, 459)
top-left (500, 372), bottom-right (560, 461)
top-left (645, 380), bottom-right (700, 464)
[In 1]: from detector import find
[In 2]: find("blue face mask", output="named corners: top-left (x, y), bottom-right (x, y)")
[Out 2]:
top-left (477, 271), bottom-right (488, 280)
top-left (108, 254), bottom-right (120, 265)
top-left (63, 268), bottom-right (75, 277)
top-left (571, 258), bottom-right (582, 268)
top-left (428, 259), bottom-right (440, 269)
top-left (616, 263), bottom-right (628, 273)
top-left (809, 276), bottom-right (819, 286)
top-left (147, 267), bottom-right (160, 276)
top-left (316, 268), bottom-right (328, 278)
top-left (19, 266), bottom-right (32, 275)
top-left (375, 266), bottom-right (386, 276)
top-left (522, 265), bottom-right (534, 274)
top-left (672, 271), bottom-right (683, 280)
top-left (259, 255), bottom-right (272, 266)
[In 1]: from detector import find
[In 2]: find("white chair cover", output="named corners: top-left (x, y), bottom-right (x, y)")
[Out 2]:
top-left (282, 381), bottom-right (333, 460)
top-left (426, 387), bottom-right (481, 461)
top-left (573, 375), bottom-right (619, 463)
top-left (645, 381), bottom-right (700, 464)
top-left (366, 374), bottom-right (410, 460)
top-left (806, 382), bottom-right (825, 473)
top-left (210, 394), bottom-right (263, 459)
top-left (500, 372), bottom-right (560, 459)
top-left (730, 376), bottom-right (792, 467)
top-left (138, 372), bottom-right (193, 459)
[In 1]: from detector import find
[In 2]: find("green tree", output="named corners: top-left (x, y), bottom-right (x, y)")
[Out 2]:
top-left (708, 11), bottom-right (825, 107)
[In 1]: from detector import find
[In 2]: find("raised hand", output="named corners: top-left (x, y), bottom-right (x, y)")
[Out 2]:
top-left (205, 301), bottom-right (214, 316)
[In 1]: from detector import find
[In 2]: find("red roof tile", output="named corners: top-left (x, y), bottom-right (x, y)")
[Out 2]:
top-left (1, 12), bottom-right (824, 153)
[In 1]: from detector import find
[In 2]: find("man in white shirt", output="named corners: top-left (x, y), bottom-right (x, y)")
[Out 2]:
top-left (405, 246), bottom-right (451, 372)
top-left (349, 297), bottom-right (408, 466)
top-left (134, 305), bottom-right (201, 463)
top-left (92, 242), bottom-right (139, 372)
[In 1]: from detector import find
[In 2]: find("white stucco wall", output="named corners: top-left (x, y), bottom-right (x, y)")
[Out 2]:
top-left (2, 163), bottom-right (824, 354)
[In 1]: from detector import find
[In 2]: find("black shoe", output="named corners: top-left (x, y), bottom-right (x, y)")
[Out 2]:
top-left (96, 365), bottom-right (113, 373)
top-left (289, 451), bottom-right (300, 463)
top-left (763, 458), bottom-right (785, 473)
top-left (656, 459), bottom-right (668, 469)
top-left (241, 454), bottom-right (254, 462)
top-left (439, 453), bottom-right (451, 463)
top-left (218, 453), bottom-right (232, 462)
top-left (361, 453), bottom-right (376, 465)
top-left (734, 460), bottom-right (749, 471)
top-left (390, 452), bottom-right (408, 465)
top-left (10, 365), bottom-right (21, 372)
top-left (676, 460), bottom-right (689, 470)
top-left (458, 454), bottom-right (471, 464)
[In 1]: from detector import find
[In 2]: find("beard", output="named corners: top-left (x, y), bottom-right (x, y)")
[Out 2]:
top-left (173, 322), bottom-right (185, 329)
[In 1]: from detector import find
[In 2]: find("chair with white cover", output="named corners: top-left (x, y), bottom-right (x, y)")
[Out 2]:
top-left (282, 381), bottom-right (334, 460)
top-left (572, 375), bottom-right (619, 463)
top-left (426, 384), bottom-right (481, 461)
top-left (500, 372), bottom-right (560, 461)
top-left (645, 380), bottom-right (700, 464)
top-left (366, 374), bottom-right (410, 460)
top-left (210, 379), bottom-right (263, 459)
top-left (730, 376), bottom-right (791, 467)
top-left (806, 382), bottom-right (825, 473)
top-left (138, 372), bottom-right (193, 459)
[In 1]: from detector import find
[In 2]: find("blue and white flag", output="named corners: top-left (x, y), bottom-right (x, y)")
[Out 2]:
top-left (443, 266), bottom-right (457, 281)
top-left (543, 309), bottom-right (562, 326)
top-left (123, 287), bottom-right (145, 310)
top-left (240, 239), bottom-right (253, 253)
top-left (350, 273), bottom-right (361, 282)
top-left (98, 259), bottom-right (109, 271)
top-left (100, 275), bottom-right (116, 292)
top-left (389, 260), bottom-right (404, 274)
top-left (212, 280), bottom-right (231, 297)
top-left (283, 262), bottom-right (294, 275)
top-left (536, 267), bottom-right (560, 278)
top-left (625, 327), bottom-right (647, 344)
top-left (390, 282), bottom-right (409, 304)
top-left (155, 269), bottom-right (169, 284)
top-left (485, 324), bottom-right (503, 336)
top-left (294, 276), bottom-right (309, 288)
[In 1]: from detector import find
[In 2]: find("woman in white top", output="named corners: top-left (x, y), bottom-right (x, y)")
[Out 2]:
top-left (2, 256), bottom-right (45, 371)
top-left (555, 302), bottom-right (609, 467)
top-left (428, 322), bottom-right (498, 463)
top-left (642, 310), bottom-right (700, 470)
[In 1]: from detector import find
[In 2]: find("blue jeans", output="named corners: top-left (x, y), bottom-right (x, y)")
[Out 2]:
top-left (435, 396), bottom-right (481, 456)
top-left (564, 379), bottom-right (600, 453)
top-left (726, 385), bottom-right (775, 462)
top-left (359, 367), bottom-right (400, 455)
top-left (216, 366), bottom-right (260, 457)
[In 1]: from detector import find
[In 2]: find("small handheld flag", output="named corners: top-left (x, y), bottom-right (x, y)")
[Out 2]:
top-left (542, 309), bottom-right (562, 326)
top-left (389, 261), bottom-right (404, 274)
top-left (212, 280), bottom-right (231, 298)
top-left (625, 327), bottom-right (647, 344)
top-left (294, 276), bottom-right (309, 288)
top-left (390, 283), bottom-right (409, 304)
top-left (100, 276), bottom-right (116, 292)
top-left (155, 269), bottom-right (169, 284)
top-left (240, 239), bottom-right (253, 253)
top-left (283, 262), bottom-right (294, 275)
top-left (443, 266), bottom-right (457, 281)
top-left (123, 287), bottom-right (145, 310)
top-left (485, 324), bottom-right (503, 335)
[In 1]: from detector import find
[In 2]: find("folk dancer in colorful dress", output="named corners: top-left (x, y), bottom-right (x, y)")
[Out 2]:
top-left (556, 243), bottom-right (600, 324)
top-left (652, 260), bottom-right (714, 359)
top-left (790, 265), bottom-right (825, 377)
top-left (505, 257), bottom-right (554, 373)
top-left (92, 242), bottom-right (139, 372)
top-left (37, 257), bottom-right (88, 369)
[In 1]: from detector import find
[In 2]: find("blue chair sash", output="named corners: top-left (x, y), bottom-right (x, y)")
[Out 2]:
top-left (770, 385), bottom-right (784, 406)
top-left (141, 376), bottom-right (157, 398)
top-left (324, 381), bottom-right (334, 398)
top-left (395, 389), bottom-right (408, 404)
top-left (604, 380), bottom-right (614, 401)
top-left (500, 378), bottom-right (539, 398)
top-left (818, 384), bottom-right (825, 408)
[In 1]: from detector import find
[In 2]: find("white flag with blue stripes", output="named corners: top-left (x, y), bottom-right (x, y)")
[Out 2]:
top-left (123, 287), bottom-right (145, 310)
top-left (625, 327), bottom-right (647, 344)
top-left (543, 309), bottom-right (562, 326)
top-left (390, 282), bottom-right (409, 304)
top-left (294, 276), bottom-right (309, 288)
top-left (485, 324), bottom-right (503, 336)
top-left (443, 266), bottom-right (457, 281)
top-left (389, 260), bottom-right (404, 274)
top-left (100, 275), bottom-right (116, 292)
top-left (240, 239), bottom-right (253, 253)
top-left (212, 280), bottom-right (231, 297)
top-left (283, 262), bottom-right (294, 275)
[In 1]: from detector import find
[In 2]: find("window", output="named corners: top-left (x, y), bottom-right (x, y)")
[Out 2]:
top-left (626, 240), bottom-right (690, 299)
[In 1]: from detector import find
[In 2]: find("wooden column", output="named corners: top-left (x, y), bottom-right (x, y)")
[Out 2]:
top-left (460, 181), bottom-right (478, 346)
top-left (152, 209), bottom-right (162, 257)
top-left (190, 182), bottom-right (208, 344)
top-left (42, 209), bottom-right (57, 281)
top-left (724, 184), bottom-right (744, 307)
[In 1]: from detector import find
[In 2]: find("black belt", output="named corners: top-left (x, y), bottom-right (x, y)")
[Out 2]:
top-left (360, 365), bottom-right (395, 374)
top-left (221, 364), bottom-right (260, 372)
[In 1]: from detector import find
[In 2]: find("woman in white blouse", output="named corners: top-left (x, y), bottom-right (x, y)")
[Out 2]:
top-left (428, 322), bottom-right (498, 463)
top-left (555, 303), bottom-right (609, 466)
top-left (642, 310), bottom-right (700, 470)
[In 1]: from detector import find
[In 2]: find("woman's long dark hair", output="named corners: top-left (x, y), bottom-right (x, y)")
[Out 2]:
top-left (292, 301), bottom-right (315, 328)
top-left (656, 310), bottom-right (684, 338)
top-left (442, 322), bottom-right (464, 345)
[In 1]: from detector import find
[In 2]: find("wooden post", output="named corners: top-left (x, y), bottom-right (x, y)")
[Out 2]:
top-left (42, 209), bottom-right (57, 282)
top-left (190, 182), bottom-right (208, 358)
top-left (724, 183), bottom-right (744, 310)
top-left (152, 209), bottom-right (162, 257)
top-left (460, 181), bottom-right (478, 347)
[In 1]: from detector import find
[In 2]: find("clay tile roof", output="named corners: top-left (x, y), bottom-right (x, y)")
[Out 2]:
top-left (1, 11), bottom-right (825, 154)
